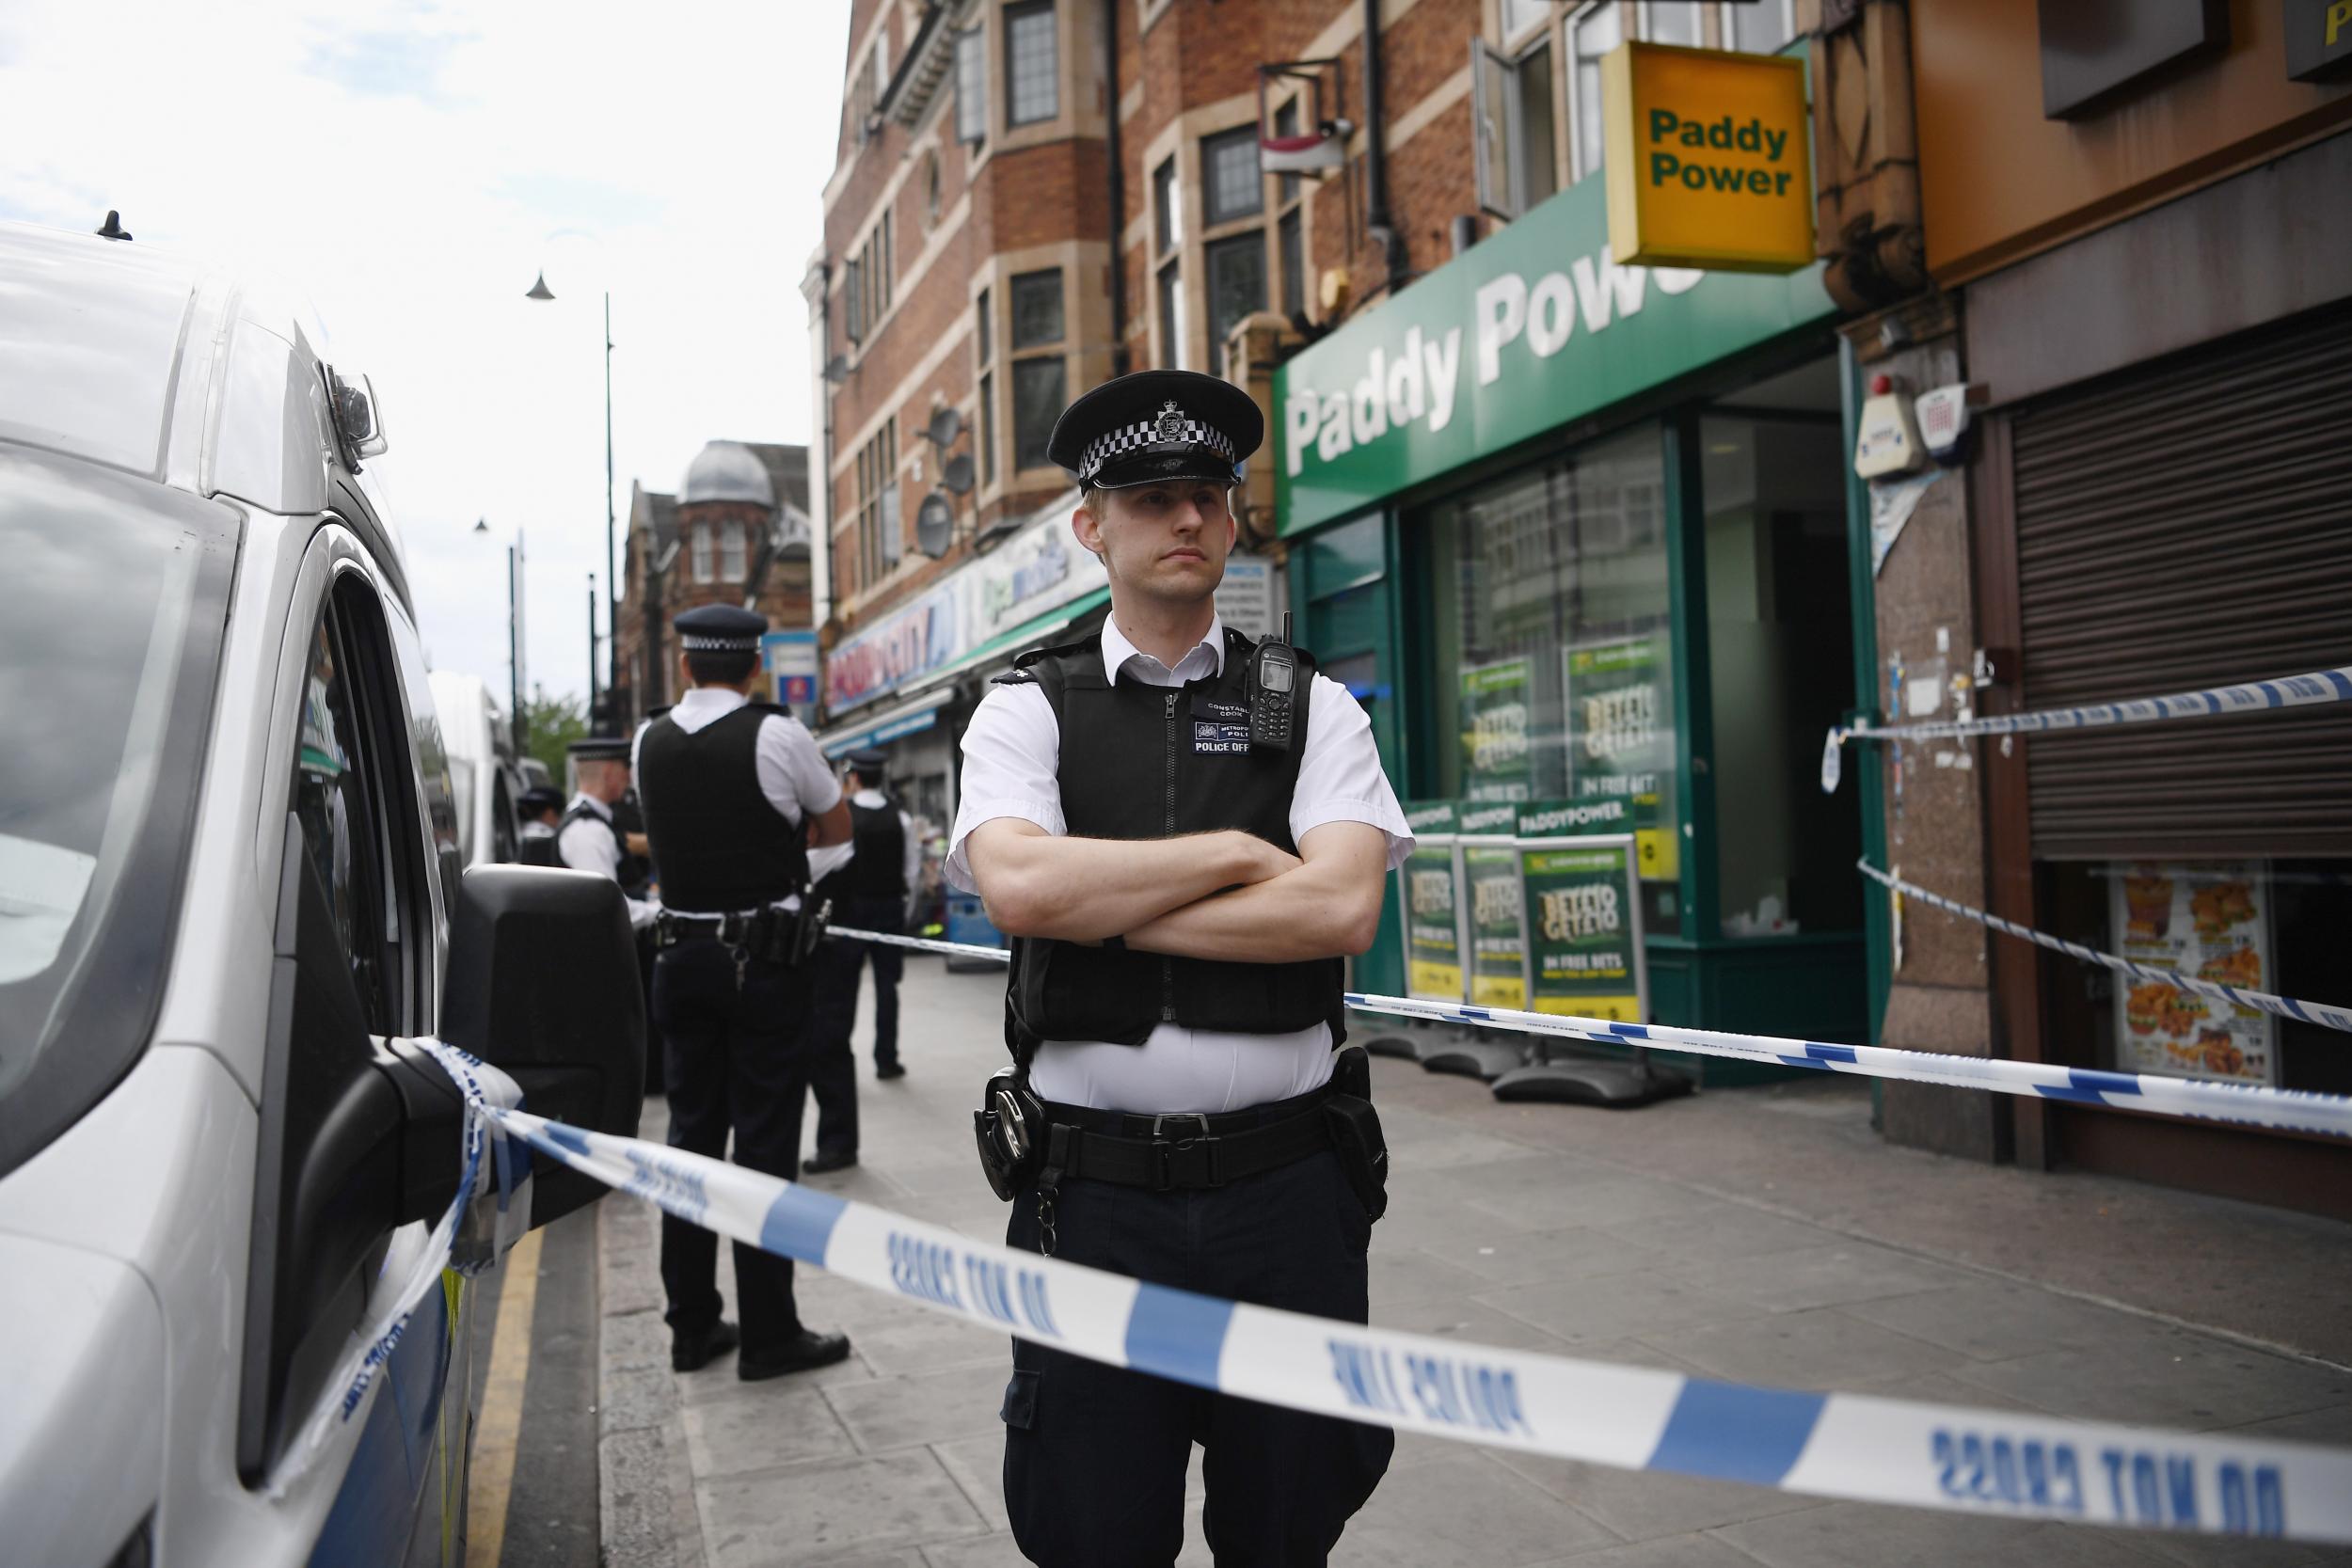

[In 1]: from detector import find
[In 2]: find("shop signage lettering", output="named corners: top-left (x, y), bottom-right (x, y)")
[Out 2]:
top-left (1602, 42), bottom-right (1814, 273)
top-left (1275, 142), bottom-right (1831, 535)
top-left (1518, 836), bottom-right (1640, 1022)
top-left (1399, 803), bottom-right (1465, 1002)
top-left (1466, 844), bottom-right (1528, 1007)
top-left (1565, 633), bottom-right (1678, 880)
top-left (826, 490), bottom-right (1108, 713)
top-left (1462, 657), bottom-right (1534, 800)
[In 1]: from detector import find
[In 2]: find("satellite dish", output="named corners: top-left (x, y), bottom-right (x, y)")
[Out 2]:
top-left (914, 491), bottom-right (956, 559)
top-left (926, 406), bottom-right (963, 448)
top-left (823, 355), bottom-right (850, 385)
top-left (941, 453), bottom-right (976, 496)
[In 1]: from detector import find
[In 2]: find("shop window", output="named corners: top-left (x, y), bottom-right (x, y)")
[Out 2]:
top-left (1009, 268), bottom-right (1064, 350)
top-left (1475, 36), bottom-right (1559, 219)
top-left (720, 517), bottom-right (747, 580)
top-left (1005, 0), bottom-right (1057, 127)
top-left (1204, 231), bottom-right (1266, 372)
top-left (1727, 0), bottom-right (1796, 54)
top-left (691, 521), bottom-right (714, 583)
top-left (1423, 425), bottom-right (1680, 914)
top-left (1201, 125), bottom-right (1263, 226)
top-left (2042, 863), bottom-right (2352, 1098)
top-left (1699, 413), bottom-right (1857, 938)
top-left (955, 24), bottom-right (987, 145)
top-left (1011, 356), bottom-right (1064, 470)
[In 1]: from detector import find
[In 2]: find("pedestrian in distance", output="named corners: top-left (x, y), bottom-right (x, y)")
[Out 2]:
top-left (803, 747), bottom-right (923, 1173)
top-left (515, 784), bottom-right (566, 866)
top-left (634, 603), bottom-right (856, 1380)
top-left (953, 369), bottom-right (1414, 1567)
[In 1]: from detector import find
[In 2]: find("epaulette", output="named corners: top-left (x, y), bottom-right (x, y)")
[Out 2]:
top-left (991, 668), bottom-right (1039, 687)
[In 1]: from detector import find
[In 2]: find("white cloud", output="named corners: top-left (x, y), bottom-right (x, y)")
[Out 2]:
top-left (0, 0), bottom-right (850, 708)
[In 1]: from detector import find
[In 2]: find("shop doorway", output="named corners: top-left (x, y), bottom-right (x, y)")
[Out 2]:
top-left (1703, 358), bottom-right (1861, 939)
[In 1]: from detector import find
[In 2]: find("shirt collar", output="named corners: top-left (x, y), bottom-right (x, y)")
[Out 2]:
top-left (568, 792), bottom-right (612, 821)
top-left (1100, 612), bottom-right (1226, 685)
top-left (675, 687), bottom-right (749, 719)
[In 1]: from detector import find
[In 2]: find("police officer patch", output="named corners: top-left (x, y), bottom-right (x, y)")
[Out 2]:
top-left (1155, 401), bottom-right (1187, 443)
top-left (1191, 693), bottom-right (1250, 755)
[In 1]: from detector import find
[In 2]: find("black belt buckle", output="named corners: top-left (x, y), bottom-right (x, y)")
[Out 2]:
top-left (1149, 1113), bottom-right (1218, 1191)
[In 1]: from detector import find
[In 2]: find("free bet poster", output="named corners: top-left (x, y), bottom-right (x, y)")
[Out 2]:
top-left (1521, 840), bottom-right (1640, 1022)
top-left (2106, 864), bottom-right (2277, 1086)
top-left (1464, 840), bottom-right (1529, 1009)
top-left (1563, 632), bottom-right (1678, 880)
top-left (1460, 657), bottom-right (1534, 801)
top-left (1400, 803), bottom-right (1463, 1001)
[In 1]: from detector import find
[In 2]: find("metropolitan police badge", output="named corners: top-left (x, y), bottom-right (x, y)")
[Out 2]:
top-left (1154, 401), bottom-right (1187, 443)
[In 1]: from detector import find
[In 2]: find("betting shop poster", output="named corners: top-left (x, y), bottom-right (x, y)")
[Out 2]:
top-left (1519, 832), bottom-right (1641, 1022)
top-left (1563, 631), bottom-right (1678, 880)
top-left (1400, 802), bottom-right (1465, 1001)
top-left (2106, 864), bottom-right (2278, 1085)
top-left (1460, 802), bottom-right (1528, 1009)
top-left (1460, 657), bottom-right (1534, 801)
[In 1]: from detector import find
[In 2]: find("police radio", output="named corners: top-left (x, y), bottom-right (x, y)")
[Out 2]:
top-left (1248, 611), bottom-right (1299, 754)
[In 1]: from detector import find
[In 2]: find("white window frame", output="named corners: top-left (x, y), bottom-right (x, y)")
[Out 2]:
top-left (691, 521), bottom-right (714, 583)
top-left (1473, 33), bottom-right (1558, 220)
top-left (719, 518), bottom-right (747, 580)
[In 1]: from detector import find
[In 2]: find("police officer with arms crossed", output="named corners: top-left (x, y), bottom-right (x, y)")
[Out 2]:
top-left (803, 747), bottom-right (925, 1173)
top-left (950, 370), bottom-right (1414, 1566)
top-left (634, 604), bottom-right (856, 1378)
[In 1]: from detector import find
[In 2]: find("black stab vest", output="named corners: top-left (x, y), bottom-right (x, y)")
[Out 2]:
top-left (517, 825), bottom-right (564, 868)
top-left (997, 628), bottom-right (1346, 1058)
top-left (636, 703), bottom-right (812, 912)
top-left (846, 799), bottom-right (909, 899)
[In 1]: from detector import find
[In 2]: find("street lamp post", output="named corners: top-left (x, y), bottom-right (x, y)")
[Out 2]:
top-left (525, 272), bottom-right (620, 729)
top-left (474, 516), bottom-right (528, 753)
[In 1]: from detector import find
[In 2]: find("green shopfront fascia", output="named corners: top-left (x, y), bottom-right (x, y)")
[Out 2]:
top-left (1277, 154), bottom-right (1884, 1075)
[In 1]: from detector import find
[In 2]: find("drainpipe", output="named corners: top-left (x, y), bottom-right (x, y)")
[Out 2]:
top-left (1360, 0), bottom-right (1408, 289)
top-left (1104, 0), bottom-right (1130, 375)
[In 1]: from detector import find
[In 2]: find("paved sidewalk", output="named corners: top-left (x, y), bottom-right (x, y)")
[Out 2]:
top-left (595, 959), bottom-right (2352, 1568)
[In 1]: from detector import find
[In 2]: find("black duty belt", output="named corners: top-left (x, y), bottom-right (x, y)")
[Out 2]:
top-left (1039, 1082), bottom-right (1337, 1192)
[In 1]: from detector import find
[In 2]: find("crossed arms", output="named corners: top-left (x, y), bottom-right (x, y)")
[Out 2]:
top-left (963, 818), bottom-right (1388, 963)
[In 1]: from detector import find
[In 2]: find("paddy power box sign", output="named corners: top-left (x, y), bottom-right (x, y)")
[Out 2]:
top-left (1564, 632), bottom-right (1678, 880)
top-left (1401, 802), bottom-right (1464, 1001)
top-left (1602, 41), bottom-right (1814, 273)
top-left (1274, 89), bottom-right (1829, 536)
top-left (1517, 811), bottom-right (1641, 1023)
top-left (1459, 803), bottom-right (1527, 1009)
top-left (1461, 657), bottom-right (1534, 801)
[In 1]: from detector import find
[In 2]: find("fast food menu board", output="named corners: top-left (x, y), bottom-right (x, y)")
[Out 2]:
top-left (2107, 864), bottom-right (2278, 1086)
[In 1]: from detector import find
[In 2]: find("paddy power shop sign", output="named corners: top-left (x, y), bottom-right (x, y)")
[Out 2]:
top-left (1602, 41), bottom-right (1813, 273)
top-left (1274, 112), bottom-right (1830, 535)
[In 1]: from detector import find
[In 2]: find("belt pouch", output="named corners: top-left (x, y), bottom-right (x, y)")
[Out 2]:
top-left (1323, 1048), bottom-right (1388, 1221)
top-left (974, 1069), bottom-right (1042, 1201)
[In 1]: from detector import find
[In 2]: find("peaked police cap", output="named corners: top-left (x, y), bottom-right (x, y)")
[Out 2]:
top-left (1046, 369), bottom-right (1263, 491)
top-left (674, 603), bottom-right (768, 652)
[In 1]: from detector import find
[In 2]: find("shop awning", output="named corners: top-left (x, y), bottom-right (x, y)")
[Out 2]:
top-left (933, 584), bottom-right (1111, 686)
top-left (817, 687), bottom-right (954, 758)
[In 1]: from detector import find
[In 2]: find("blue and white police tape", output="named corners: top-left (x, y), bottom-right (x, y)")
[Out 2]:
top-left (1342, 994), bottom-right (2352, 1141)
top-left (1857, 860), bottom-right (2352, 1036)
top-left (831, 927), bottom-right (2352, 1140)
top-left (485, 1101), bottom-right (2352, 1546)
top-left (1820, 662), bottom-right (2352, 790)
top-left (270, 1040), bottom-right (532, 1496)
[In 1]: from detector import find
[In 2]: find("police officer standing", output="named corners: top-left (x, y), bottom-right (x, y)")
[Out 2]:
top-left (803, 747), bottom-right (924, 1173)
top-left (950, 370), bottom-right (1413, 1565)
top-left (634, 604), bottom-right (855, 1378)
top-left (516, 784), bottom-right (566, 866)
top-left (557, 736), bottom-right (658, 929)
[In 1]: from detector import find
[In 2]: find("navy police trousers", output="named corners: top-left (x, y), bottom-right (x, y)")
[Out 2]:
top-left (1002, 1146), bottom-right (1393, 1567)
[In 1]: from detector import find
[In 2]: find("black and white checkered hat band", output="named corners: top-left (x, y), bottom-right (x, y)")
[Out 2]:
top-left (681, 633), bottom-right (760, 651)
top-left (1078, 416), bottom-right (1237, 479)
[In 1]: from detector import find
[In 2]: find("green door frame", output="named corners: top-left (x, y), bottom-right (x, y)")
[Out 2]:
top-left (1839, 339), bottom-right (1893, 1048)
top-left (1662, 412), bottom-right (1719, 944)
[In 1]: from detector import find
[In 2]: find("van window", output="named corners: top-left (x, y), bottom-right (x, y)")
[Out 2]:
top-left (0, 449), bottom-right (239, 1180)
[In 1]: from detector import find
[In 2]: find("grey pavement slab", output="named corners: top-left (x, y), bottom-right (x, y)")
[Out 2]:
top-left (592, 958), bottom-right (2352, 1568)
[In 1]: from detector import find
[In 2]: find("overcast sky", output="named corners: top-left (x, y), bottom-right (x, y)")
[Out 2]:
top-left (0, 0), bottom-right (850, 707)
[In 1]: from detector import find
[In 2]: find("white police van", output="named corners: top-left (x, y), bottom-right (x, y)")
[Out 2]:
top-left (426, 671), bottom-right (526, 870)
top-left (0, 220), bottom-right (644, 1565)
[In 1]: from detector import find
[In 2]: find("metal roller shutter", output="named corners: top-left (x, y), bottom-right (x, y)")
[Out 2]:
top-left (2011, 300), bottom-right (2352, 861)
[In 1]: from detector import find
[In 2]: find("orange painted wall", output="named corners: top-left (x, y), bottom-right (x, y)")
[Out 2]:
top-left (1912, 0), bottom-right (2352, 282)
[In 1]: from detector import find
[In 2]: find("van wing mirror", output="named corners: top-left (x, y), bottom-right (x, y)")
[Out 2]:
top-left (439, 866), bottom-right (644, 1227)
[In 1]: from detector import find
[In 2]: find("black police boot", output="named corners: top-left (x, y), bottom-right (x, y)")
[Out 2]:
top-left (803, 1148), bottom-right (859, 1175)
top-left (876, 1061), bottom-right (906, 1081)
top-left (671, 1320), bottom-right (740, 1372)
top-left (739, 1329), bottom-right (853, 1382)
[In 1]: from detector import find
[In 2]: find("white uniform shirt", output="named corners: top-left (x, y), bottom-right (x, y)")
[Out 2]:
top-left (556, 793), bottom-right (659, 928)
top-left (633, 689), bottom-right (845, 912)
top-left (808, 787), bottom-right (923, 897)
top-left (946, 613), bottom-right (1413, 1114)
